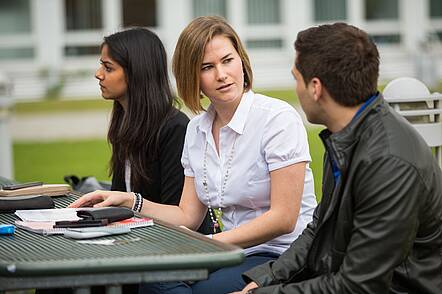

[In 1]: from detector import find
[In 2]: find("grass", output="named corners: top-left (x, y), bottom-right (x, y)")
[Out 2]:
top-left (13, 128), bottom-right (325, 200)
top-left (14, 98), bottom-right (113, 114)
top-left (13, 88), bottom-right (324, 199)
top-left (14, 139), bottom-right (112, 184)
top-left (14, 88), bottom-right (299, 115)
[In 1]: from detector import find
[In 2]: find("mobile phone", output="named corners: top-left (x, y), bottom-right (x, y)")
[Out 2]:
top-left (53, 219), bottom-right (109, 228)
top-left (2, 181), bottom-right (44, 190)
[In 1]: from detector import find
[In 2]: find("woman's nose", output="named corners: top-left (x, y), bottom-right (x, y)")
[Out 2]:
top-left (95, 68), bottom-right (103, 80)
top-left (216, 68), bottom-right (227, 81)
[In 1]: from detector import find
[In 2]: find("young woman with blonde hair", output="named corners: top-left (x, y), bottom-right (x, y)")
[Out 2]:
top-left (70, 16), bottom-right (316, 293)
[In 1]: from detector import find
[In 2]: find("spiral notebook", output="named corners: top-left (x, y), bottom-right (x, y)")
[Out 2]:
top-left (15, 217), bottom-right (153, 236)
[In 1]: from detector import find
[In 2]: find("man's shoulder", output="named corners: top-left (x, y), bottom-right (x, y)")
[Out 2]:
top-left (356, 107), bottom-right (434, 171)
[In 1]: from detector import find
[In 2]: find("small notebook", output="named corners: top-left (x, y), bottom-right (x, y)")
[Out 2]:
top-left (15, 217), bottom-right (153, 236)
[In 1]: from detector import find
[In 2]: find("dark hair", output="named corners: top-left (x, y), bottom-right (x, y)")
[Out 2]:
top-left (294, 22), bottom-right (379, 106)
top-left (104, 28), bottom-right (177, 189)
top-left (172, 16), bottom-right (253, 113)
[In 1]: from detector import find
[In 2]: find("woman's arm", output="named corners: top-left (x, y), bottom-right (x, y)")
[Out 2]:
top-left (69, 176), bottom-right (208, 230)
top-left (213, 162), bottom-right (306, 248)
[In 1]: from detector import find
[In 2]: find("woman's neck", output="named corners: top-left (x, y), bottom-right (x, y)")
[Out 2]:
top-left (212, 97), bottom-right (242, 127)
top-left (117, 95), bottom-right (128, 112)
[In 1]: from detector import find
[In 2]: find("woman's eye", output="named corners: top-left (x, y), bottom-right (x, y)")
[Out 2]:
top-left (223, 58), bottom-right (233, 64)
top-left (104, 66), bottom-right (112, 72)
top-left (201, 65), bottom-right (212, 71)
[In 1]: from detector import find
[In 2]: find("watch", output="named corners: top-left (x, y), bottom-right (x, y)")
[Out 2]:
top-left (246, 289), bottom-right (257, 294)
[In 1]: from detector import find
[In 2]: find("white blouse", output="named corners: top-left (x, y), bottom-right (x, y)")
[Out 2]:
top-left (182, 90), bottom-right (317, 255)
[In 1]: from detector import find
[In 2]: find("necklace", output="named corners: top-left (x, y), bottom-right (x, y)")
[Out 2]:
top-left (202, 136), bottom-right (237, 233)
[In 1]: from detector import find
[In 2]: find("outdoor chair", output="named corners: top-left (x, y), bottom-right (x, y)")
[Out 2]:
top-left (383, 77), bottom-right (442, 168)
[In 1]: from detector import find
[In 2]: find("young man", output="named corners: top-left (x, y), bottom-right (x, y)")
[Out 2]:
top-left (236, 23), bottom-right (442, 294)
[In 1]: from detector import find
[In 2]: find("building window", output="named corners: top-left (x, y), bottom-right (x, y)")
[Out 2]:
top-left (0, 0), bottom-right (31, 34)
top-left (122, 0), bottom-right (157, 27)
top-left (314, 0), bottom-right (346, 21)
top-left (65, 45), bottom-right (101, 57)
top-left (65, 0), bottom-right (102, 31)
top-left (246, 39), bottom-right (283, 49)
top-left (247, 0), bottom-right (281, 24)
top-left (365, 0), bottom-right (398, 20)
top-left (370, 34), bottom-right (401, 45)
top-left (193, 0), bottom-right (226, 18)
top-left (0, 48), bottom-right (34, 60)
top-left (430, 0), bottom-right (442, 18)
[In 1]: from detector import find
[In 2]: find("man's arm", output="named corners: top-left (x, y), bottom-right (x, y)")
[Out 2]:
top-left (248, 156), bottom-right (423, 293)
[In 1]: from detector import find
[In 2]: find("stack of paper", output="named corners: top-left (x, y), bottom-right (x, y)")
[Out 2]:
top-left (14, 208), bottom-right (153, 236)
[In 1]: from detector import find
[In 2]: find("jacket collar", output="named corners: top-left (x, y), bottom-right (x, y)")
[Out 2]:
top-left (319, 93), bottom-right (384, 173)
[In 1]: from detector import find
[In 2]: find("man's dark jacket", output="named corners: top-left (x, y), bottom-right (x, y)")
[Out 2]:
top-left (243, 95), bottom-right (442, 293)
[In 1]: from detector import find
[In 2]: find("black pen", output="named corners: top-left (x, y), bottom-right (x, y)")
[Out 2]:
top-left (53, 219), bottom-right (109, 228)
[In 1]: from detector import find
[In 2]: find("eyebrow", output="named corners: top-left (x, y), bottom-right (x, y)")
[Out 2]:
top-left (100, 59), bottom-right (113, 66)
top-left (201, 53), bottom-right (232, 66)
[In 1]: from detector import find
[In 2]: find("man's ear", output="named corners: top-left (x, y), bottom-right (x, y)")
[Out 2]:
top-left (310, 77), bottom-right (322, 102)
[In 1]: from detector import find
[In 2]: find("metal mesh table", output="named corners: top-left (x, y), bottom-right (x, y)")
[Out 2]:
top-left (0, 194), bottom-right (244, 292)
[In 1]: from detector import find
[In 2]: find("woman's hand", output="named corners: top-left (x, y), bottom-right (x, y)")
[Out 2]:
top-left (68, 190), bottom-right (134, 208)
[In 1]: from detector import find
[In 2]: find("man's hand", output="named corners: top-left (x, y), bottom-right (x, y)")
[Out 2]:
top-left (230, 282), bottom-right (258, 294)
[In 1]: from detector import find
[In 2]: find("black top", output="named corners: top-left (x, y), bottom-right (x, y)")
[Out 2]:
top-left (111, 110), bottom-right (189, 205)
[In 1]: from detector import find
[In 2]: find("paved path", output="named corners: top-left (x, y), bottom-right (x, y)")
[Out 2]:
top-left (11, 110), bottom-right (110, 141)
top-left (10, 106), bottom-right (314, 142)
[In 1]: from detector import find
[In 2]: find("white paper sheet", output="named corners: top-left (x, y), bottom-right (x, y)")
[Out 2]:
top-left (15, 208), bottom-right (82, 222)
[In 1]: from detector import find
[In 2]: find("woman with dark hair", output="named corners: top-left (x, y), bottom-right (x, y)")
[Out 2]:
top-left (41, 27), bottom-right (200, 294)
top-left (98, 28), bottom-right (188, 205)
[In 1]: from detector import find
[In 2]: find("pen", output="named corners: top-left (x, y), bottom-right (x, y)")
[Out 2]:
top-left (53, 219), bottom-right (109, 228)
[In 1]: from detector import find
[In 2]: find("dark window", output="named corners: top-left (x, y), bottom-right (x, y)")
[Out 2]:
top-left (193, 0), bottom-right (226, 17)
top-left (314, 0), bottom-right (346, 21)
top-left (246, 39), bottom-right (283, 49)
top-left (122, 0), bottom-right (157, 27)
top-left (65, 0), bottom-right (102, 31)
top-left (65, 45), bottom-right (100, 57)
top-left (370, 34), bottom-right (401, 44)
top-left (247, 0), bottom-right (281, 24)
top-left (0, 47), bottom-right (34, 59)
top-left (0, 0), bottom-right (31, 34)
top-left (430, 0), bottom-right (442, 18)
top-left (365, 0), bottom-right (398, 20)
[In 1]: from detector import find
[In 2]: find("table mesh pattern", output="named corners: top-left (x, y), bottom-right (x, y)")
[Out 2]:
top-left (0, 194), bottom-right (230, 264)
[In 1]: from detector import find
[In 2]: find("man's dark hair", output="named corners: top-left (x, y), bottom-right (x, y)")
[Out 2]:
top-left (294, 22), bottom-right (379, 106)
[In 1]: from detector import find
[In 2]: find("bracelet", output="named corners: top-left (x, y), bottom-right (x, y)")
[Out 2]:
top-left (131, 192), bottom-right (143, 213)
top-left (205, 234), bottom-right (213, 239)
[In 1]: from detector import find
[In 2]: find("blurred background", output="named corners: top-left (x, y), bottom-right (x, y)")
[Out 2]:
top-left (1, 0), bottom-right (442, 200)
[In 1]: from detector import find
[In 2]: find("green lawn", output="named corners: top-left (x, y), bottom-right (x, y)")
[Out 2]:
top-left (14, 139), bottom-right (112, 184)
top-left (13, 89), bottom-right (326, 200)
top-left (14, 89), bottom-right (299, 115)
top-left (14, 98), bottom-right (113, 114)
top-left (14, 128), bottom-right (325, 201)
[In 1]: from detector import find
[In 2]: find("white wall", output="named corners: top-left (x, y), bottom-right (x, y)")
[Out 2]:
top-left (0, 0), bottom-right (441, 101)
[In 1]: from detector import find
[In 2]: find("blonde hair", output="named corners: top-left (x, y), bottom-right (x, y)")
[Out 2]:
top-left (172, 16), bottom-right (253, 113)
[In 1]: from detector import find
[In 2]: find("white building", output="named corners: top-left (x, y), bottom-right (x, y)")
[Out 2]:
top-left (1, 0), bottom-right (442, 100)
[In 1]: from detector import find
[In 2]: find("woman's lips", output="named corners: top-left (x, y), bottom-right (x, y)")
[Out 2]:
top-left (216, 83), bottom-right (233, 91)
